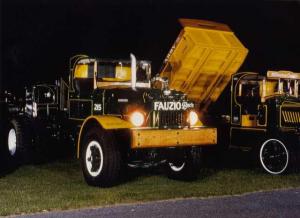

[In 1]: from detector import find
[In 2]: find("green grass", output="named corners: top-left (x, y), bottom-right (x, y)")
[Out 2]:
top-left (0, 159), bottom-right (300, 216)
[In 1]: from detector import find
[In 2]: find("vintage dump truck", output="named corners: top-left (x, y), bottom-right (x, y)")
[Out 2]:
top-left (70, 54), bottom-right (219, 186)
top-left (3, 54), bottom-right (217, 186)
top-left (161, 19), bottom-right (300, 175)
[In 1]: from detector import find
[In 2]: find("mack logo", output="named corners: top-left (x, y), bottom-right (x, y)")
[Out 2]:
top-left (182, 102), bottom-right (194, 110)
top-left (154, 101), bottom-right (194, 111)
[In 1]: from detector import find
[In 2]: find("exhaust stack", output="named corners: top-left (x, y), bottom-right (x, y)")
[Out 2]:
top-left (130, 53), bottom-right (137, 90)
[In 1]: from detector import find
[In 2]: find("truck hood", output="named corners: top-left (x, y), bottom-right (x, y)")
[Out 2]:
top-left (93, 87), bottom-right (194, 116)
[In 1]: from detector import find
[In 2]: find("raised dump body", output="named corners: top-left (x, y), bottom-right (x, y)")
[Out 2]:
top-left (160, 19), bottom-right (248, 110)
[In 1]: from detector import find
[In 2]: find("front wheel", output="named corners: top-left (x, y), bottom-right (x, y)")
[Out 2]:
top-left (166, 147), bottom-right (202, 180)
top-left (81, 127), bottom-right (122, 187)
top-left (259, 138), bottom-right (289, 175)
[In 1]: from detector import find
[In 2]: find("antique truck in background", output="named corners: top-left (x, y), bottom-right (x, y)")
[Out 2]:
top-left (229, 70), bottom-right (300, 174)
top-left (161, 19), bottom-right (300, 175)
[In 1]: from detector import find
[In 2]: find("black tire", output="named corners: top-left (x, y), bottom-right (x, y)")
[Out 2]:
top-left (4, 119), bottom-right (29, 165)
top-left (259, 138), bottom-right (289, 175)
top-left (80, 127), bottom-right (122, 187)
top-left (166, 147), bottom-right (202, 181)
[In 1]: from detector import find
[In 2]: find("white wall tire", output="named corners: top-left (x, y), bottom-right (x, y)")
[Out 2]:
top-left (3, 118), bottom-right (32, 167)
top-left (166, 159), bottom-right (197, 181)
top-left (259, 139), bottom-right (289, 175)
top-left (85, 140), bottom-right (104, 177)
top-left (8, 128), bottom-right (17, 156)
top-left (166, 147), bottom-right (202, 181)
top-left (81, 127), bottom-right (122, 187)
top-left (168, 162), bottom-right (186, 172)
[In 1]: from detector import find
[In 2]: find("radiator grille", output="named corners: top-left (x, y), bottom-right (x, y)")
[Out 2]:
top-left (282, 111), bottom-right (300, 123)
top-left (151, 111), bottom-right (184, 128)
top-left (281, 110), bottom-right (300, 126)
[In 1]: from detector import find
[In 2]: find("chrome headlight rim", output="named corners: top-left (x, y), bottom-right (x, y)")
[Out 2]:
top-left (129, 111), bottom-right (145, 127)
top-left (187, 110), bottom-right (199, 126)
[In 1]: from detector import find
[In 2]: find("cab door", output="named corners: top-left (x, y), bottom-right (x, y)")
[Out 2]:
top-left (230, 73), bottom-right (267, 150)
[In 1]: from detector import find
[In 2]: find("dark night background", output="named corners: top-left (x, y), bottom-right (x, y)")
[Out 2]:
top-left (1, 0), bottom-right (300, 105)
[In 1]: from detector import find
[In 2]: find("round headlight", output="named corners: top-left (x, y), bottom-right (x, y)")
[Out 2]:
top-left (130, 111), bottom-right (145, 127)
top-left (188, 111), bottom-right (198, 126)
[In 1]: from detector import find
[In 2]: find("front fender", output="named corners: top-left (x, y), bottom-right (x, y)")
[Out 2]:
top-left (77, 115), bottom-right (133, 158)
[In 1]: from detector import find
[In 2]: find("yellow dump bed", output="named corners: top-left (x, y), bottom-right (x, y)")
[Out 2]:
top-left (160, 19), bottom-right (248, 110)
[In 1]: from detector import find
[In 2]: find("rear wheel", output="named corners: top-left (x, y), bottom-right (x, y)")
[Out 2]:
top-left (8, 128), bottom-right (17, 157)
top-left (259, 139), bottom-right (289, 175)
top-left (4, 119), bottom-right (29, 165)
top-left (81, 127), bottom-right (122, 187)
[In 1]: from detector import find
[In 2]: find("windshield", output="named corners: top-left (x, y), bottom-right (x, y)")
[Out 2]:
top-left (237, 77), bottom-right (299, 103)
top-left (96, 61), bottom-right (151, 83)
top-left (264, 79), bottom-right (299, 97)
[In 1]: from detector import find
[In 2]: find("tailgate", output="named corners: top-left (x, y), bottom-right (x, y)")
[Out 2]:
top-left (160, 19), bottom-right (248, 110)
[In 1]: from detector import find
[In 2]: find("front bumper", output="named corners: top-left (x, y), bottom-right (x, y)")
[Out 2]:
top-left (130, 127), bottom-right (217, 149)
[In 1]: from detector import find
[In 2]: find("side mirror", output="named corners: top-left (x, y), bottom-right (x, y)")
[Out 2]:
top-left (45, 91), bottom-right (55, 102)
top-left (130, 53), bottom-right (137, 89)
